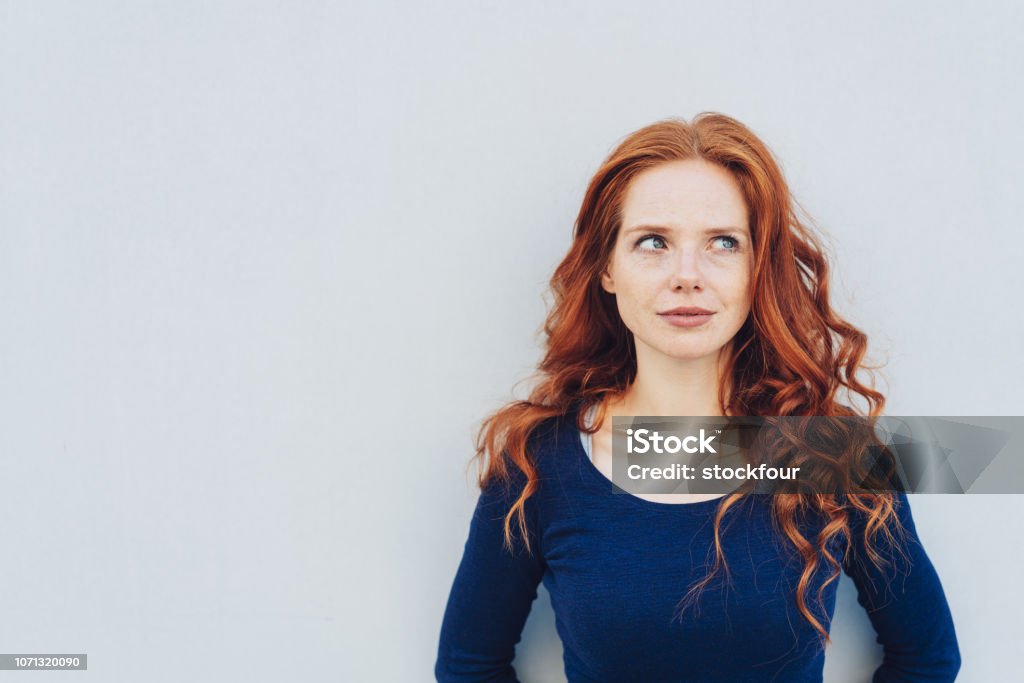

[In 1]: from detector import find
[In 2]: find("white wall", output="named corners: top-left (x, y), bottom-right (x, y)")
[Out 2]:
top-left (1, 1), bottom-right (1020, 681)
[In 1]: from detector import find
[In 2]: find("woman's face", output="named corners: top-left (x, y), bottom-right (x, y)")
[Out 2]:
top-left (601, 159), bottom-right (753, 363)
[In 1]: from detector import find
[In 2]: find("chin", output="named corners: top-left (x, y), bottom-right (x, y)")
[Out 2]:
top-left (660, 344), bottom-right (723, 361)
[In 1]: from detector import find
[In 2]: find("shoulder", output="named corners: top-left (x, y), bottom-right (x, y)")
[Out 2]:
top-left (526, 409), bottom-right (583, 470)
top-left (486, 409), bottom-right (580, 498)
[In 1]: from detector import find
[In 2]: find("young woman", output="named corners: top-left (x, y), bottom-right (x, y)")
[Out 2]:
top-left (435, 113), bottom-right (960, 682)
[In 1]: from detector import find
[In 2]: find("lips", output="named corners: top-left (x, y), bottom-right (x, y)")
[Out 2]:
top-left (659, 307), bottom-right (714, 315)
top-left (659, 308), bottom-right (715, 328)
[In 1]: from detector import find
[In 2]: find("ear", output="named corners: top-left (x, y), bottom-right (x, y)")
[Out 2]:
top-left (600, 267), bottom-right (615, 294)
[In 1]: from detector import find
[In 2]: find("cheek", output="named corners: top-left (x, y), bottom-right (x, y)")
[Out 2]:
top-left (616, 263), bottom-right (663, 300)
top-left (708, 267), bottom-right (749, 304)
top-left (732, 276), bottom-right (752, 308)
top-left (727, 264), bottom-right (752, 306)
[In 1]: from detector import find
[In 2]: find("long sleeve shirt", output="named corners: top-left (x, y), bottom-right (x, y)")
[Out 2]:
top-left (435, 408), bottom-right (961, 682)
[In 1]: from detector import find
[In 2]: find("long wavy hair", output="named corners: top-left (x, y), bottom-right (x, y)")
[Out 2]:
top-left (470, 112), bottom-right (908, 648)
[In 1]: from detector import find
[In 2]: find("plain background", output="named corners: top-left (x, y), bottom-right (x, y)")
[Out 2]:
top-left (1, 1), bottom-right (1022, 681)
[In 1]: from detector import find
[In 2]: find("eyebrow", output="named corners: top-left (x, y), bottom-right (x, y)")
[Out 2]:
top-left (622, 224), bottom-right (750, 237)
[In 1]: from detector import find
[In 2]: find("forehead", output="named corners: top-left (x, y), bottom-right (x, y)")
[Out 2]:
top-left (620, 159), bottom-right (749, 232)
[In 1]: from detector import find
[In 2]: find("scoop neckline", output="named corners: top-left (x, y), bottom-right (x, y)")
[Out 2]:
top-left (566, 407), bottom-right (733, 513)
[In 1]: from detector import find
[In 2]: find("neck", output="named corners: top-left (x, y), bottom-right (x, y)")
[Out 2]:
top-left (607, 344), bottom-right (732, 418)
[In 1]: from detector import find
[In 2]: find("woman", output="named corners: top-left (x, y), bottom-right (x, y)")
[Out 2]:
top-left (435, 113), bottom-right (960, 682)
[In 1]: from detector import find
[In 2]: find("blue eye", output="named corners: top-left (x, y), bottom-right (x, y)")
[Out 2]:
top-left (635, 235), bottom-right (667, 251)
top-left (633, 233), bottom-right (742, 253)
top-left (713, 235), bottom-right (741, 251)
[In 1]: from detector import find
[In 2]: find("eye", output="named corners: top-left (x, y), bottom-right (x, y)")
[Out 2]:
top-left (635, 234), bottom-right (667, 252)
top-left (712, 234), bottom-right (741, 251)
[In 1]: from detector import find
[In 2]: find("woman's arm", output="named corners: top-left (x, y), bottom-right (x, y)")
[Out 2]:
top-left (842, 492), bottom-right (961, 682)
top-left (435, 469), bottom-right (547, 683)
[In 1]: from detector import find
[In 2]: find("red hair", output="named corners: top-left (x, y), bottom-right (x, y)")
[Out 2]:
top-left (471, 113), bottom-right (908, 647)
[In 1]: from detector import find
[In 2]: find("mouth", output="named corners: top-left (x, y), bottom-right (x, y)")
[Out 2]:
top-left (658, 308), bottom-right (715, 328)
top-left (658, 307), bottom-right (715, 316)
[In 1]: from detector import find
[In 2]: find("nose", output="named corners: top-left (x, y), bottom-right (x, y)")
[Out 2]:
top-left (669, 246), bottom-right (703, 291)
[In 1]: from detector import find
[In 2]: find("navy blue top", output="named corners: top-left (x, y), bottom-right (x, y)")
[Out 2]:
top-left (435, 409), bottom-right (961, 682)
